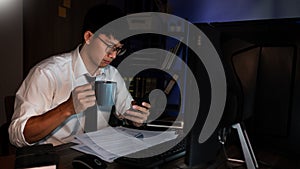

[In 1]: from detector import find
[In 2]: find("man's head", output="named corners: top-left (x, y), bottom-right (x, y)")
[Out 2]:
top-left (80, 4), bottom-right (126, 73)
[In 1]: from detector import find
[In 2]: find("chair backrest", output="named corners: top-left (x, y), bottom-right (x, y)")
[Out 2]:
top-left (231, 47), bottom-right (260, 121)
top-left (220, 45), bottom-right (260, 127)
top-left (219, 55), bottom-right (244, 127)
top-left (0, 95), bottom-right (16, 155)
top-left (4, 95), bottom-right (15, 123)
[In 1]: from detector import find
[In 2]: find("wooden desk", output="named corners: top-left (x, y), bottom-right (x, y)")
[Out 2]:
top-left (55, 143), bottom-right (128, 169)
top-left (0, 143), bottom-right (188, 169)
top-left (0, 143), bottom-right (86, 169)
top-left (55, 143), bottom-right (188, 169)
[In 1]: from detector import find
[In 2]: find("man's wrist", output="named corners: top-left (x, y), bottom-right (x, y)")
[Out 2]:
top-left (61, 97), bottom-right (76, 116)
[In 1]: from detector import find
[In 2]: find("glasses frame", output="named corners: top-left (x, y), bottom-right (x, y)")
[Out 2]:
top-left (96, 36), bottom-right (126, 56)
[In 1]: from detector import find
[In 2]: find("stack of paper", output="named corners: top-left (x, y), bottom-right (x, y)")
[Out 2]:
top-left (71, 126), bottom-right (178, 162)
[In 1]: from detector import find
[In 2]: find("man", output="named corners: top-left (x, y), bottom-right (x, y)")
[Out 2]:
top-left (9, 4), bottom-right (150, 147)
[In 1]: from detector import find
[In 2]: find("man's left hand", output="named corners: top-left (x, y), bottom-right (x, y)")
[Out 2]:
top-left (123, 102), bottom-right (151, 127)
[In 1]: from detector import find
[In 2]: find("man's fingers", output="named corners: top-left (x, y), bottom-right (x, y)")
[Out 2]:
top-left (72, 83), bottom-right (95, 113)
top-left (132, 105), bottom-right (150, 115)
top-left (125, 110), bottom-right (146, 119)
top-left (141, 102), bottom-right (151, 109)
top-left (77, 83), bottom-right (93, 91)
top-left (124, 114), bottom-right (145, 124)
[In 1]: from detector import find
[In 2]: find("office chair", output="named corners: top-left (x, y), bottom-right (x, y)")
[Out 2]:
top-left (0, 95), bottom-right (16, 155)
top-left (219, 45), bottom-right (260, 169)
top-left (5, 95), bottom-right (15, 122)
top-left (0, 122), bottom-right (10, 155)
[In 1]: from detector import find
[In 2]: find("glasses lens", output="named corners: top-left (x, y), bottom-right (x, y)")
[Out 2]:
top-left (107, 46), bottom-right (126, 56)
top-left (117, 47), bottom-right (126, 56)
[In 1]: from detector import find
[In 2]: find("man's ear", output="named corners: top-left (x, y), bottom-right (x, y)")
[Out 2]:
top-left (83, 31), bottom-right (93, 44)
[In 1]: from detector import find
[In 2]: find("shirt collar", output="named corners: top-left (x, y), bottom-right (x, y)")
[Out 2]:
top-left (72, 45), bottom-right (90, 79)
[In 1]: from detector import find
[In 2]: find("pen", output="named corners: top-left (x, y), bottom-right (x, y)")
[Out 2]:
top-left (134, 132), bottom-right (144, 139)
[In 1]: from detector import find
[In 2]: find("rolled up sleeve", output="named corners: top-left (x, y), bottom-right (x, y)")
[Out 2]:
top-left (8, 67), bottom-right (55, 147)
top-left (9, 111), bottom-right (33, 147)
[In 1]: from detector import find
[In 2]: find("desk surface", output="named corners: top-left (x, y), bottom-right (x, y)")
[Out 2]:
top-left (0, 143), bottom-right (188, 169)
top-left (55, 143), bottom-right (187, 169)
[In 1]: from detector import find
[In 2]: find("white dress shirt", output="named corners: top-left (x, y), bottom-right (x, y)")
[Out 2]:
top-left (9, 46), bottom-right (133, 147)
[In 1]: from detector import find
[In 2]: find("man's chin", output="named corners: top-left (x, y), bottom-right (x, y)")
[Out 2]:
top-left (99, 64), bottom-right (109, 68)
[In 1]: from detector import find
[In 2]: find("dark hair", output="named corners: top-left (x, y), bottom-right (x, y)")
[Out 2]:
top-left (82, 4), bottom-right (124, 38)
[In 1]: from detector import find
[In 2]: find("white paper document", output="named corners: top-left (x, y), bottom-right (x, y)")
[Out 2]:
top-left (71, 126), bottom-right (178, 162)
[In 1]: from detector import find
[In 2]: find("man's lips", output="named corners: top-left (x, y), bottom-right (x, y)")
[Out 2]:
top-left (102, 60), bottom-right (111, 64)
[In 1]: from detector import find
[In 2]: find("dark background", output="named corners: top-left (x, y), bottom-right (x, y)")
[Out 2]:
top-left (1, 0), bottom-right (300, 158)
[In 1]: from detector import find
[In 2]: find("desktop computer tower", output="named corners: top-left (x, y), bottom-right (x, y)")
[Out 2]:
top-left (183, 23), bottom-right (223, 167)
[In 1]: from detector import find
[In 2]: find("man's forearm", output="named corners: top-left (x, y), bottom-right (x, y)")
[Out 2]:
top-left (23, 98), bottom-right (75, 144)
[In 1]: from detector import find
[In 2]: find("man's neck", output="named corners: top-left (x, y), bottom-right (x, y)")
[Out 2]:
top-left (79, 44), bottom-right (101, 76)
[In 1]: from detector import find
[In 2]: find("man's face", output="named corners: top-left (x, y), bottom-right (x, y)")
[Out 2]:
top-left (93, 34), bottom-right (124, 68)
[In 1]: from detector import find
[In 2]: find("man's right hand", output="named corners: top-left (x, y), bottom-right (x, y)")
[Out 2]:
top-left (72, 83), bottom-right (96, 114)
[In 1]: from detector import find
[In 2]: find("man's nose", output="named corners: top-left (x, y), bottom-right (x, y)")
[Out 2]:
top-left (107, 52), bottom-right (117, 59)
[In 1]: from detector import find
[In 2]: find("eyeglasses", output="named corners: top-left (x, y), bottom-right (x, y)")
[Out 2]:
top-left (97, 36), bottom-right (126, 56)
